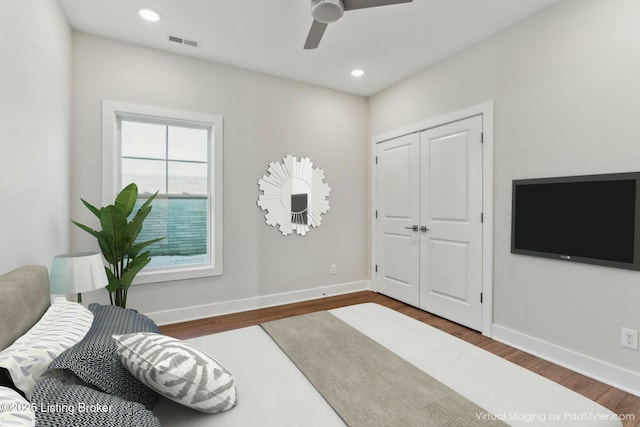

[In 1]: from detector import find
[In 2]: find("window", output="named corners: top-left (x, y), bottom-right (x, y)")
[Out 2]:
top-left (102, 101), bottom-right (223, 283)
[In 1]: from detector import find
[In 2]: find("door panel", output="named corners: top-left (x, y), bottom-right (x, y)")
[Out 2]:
top-left (375, 133), bottom-right (420, 306)
top-left (420, 116), bottom-right (483, 331)
top-left (429, 133), bottom-right (468, 221)
top-left (428, 239), bottom-right (468, 301)
top-left (383, 144), bottom-right (413, 218)
top-left (384, 234), bottom-right (413, 284)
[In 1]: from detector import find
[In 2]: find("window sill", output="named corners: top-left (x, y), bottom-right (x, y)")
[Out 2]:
top-left (132, 264), bottom-right (222, 285)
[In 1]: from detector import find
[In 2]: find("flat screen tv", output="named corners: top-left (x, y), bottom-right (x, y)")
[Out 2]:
top-left (511, 172), bottom-right (640, 270)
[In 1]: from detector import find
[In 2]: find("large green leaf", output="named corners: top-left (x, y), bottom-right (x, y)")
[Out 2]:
top-left (120, 256), bottom-right (151, 287)
top-left (96, 233), bottom-right (116, 265)
top-left (72, 216), bottom-right (117, 266)
top-left (126, 206), bottom-right (151, 243)
top-left (115, 183), bottom-right (138, 217)
top-left (80, 199), bottom-right (102, 219)
top-left (137, 191), bottom-right (159, 212)
top-left (129, 237), bottom-right (164, 259)
top-left (129, 197), bottom-right (157, 233)
top-left (71, 220), bottom-right (101, 239)
top-left (105, 268), bottom-right (121, 292)
top-left (100, 205), bottom-right (129, 267)
top-left (100, 206), bottom-right (127, 238)
top-left (126, 191), bottom-right (159, 243)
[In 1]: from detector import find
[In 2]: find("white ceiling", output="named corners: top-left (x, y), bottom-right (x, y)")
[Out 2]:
top-left (58, 0), bottom-right (558, 97)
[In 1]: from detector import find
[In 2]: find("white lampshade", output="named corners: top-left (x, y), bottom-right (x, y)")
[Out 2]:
top-left (50, 252), bottom-right (108, 300)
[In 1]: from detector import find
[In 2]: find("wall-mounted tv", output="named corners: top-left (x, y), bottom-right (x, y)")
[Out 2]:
top-left (511, 172), bottom-right (640, 270)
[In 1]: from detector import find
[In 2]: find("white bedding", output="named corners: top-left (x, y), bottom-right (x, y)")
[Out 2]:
top-left (154, 303), bottom-right (622, 427)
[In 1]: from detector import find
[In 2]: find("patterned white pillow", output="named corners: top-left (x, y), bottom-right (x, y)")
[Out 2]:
top-left (0, 386), bottom-right (35, 426)
top-left (113, 332), bottom-right (237, 413)
top-left (0, 298), bottom-right (93, 399)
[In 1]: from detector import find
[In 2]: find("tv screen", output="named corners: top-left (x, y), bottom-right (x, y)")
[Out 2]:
top-left (511, 172), bottom-right (640, 270)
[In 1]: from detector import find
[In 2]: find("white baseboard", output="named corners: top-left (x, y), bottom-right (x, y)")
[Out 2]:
top-left (493, 324), bottom-right (640, 397)
top-left (147, 280), bottom-right (371, 326)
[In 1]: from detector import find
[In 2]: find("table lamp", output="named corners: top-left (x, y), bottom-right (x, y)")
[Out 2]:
top-left (49, 252), bottom-right (108, 303)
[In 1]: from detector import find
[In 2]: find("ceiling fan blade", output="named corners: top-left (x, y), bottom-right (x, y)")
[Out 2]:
top-left (343, 0), bottom-right (412, 11)
top-left (304, 20), bottom-right (328, 50)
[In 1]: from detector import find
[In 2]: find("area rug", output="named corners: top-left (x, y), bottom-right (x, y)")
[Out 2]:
top-left (262, 311), bottom-right (507, 427)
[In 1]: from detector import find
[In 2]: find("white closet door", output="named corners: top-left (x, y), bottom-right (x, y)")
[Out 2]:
top-left (375, 133), bottom-right (420, 306)
top-left (419, 116), bottom-right (483, 331)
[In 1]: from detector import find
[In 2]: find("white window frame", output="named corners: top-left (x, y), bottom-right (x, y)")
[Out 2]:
top-left (102, 100), bottom-right (223, 284)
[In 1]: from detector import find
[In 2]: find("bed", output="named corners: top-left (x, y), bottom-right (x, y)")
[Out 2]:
top-left (0, 265), bottom-right (624, 426)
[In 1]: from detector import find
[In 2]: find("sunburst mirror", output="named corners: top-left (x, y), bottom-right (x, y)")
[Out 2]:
top-left (257, 155), bottom-right (331, 236)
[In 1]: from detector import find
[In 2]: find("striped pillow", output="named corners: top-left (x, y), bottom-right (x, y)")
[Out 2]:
top-left (0, 298), bottom-right (93, 399)
top-left (113, 333), bottom-right (237, 413)
top-left (48, 304), bottom-right (159, 409)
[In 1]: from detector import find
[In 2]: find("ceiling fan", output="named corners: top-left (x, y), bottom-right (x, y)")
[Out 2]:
top-left (304, 0), bottom-right (413, 50)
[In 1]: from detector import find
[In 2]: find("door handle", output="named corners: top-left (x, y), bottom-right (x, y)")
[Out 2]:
top-left (404, 225), bottom-right (419, 232)
top-left (420, 226), bottom-right (429, 233)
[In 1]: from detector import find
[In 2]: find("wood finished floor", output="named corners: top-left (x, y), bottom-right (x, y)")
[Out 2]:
top-left (159, 291), bottom-right (640, 427)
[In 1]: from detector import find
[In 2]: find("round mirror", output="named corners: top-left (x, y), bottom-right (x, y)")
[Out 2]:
top-left (257, 155), bottom-right (331, 236)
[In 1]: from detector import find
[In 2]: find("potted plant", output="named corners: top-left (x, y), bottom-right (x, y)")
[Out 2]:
top-left (72, 183), bottom-right (163, 308)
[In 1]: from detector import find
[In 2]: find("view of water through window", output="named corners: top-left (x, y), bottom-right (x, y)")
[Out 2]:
top-left (121, 119), bottom-right (210, 269)
top-left (132, 196), bottom-right (208, 268)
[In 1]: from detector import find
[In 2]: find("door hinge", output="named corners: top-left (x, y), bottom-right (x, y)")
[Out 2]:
top-left (375, 210), bottom-right (378, 219)
top-left (481, 132), bottom-right (484, 143)
top-left (480, 292), bottom-right (483, 303)
top-left (375, 156), bottom-right (378, 165)
top-left (481, 212), bottom-right (484, 223)
top-left (375, 264), bottom-right (378, 273)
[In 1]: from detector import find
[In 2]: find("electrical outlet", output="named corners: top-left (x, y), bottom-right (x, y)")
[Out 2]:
top-left (330, 264), bottom-right (337, 275)
top-left (621, 327), bottom-right (639, 350)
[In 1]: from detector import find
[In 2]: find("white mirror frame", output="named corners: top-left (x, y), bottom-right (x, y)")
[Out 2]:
top-left (257, 155), bottom-right (331, 236)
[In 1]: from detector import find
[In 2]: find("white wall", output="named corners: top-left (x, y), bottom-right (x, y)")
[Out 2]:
top-left (370, 0), bottom-right (640, 382)
top-left (0, 1), bottom-right (71, 273)
top-left (71, 33), bottom-right (369, 321)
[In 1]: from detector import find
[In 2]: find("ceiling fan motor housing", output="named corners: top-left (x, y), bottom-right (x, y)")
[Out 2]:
top-left (311, 0), bottom-right (345, 24)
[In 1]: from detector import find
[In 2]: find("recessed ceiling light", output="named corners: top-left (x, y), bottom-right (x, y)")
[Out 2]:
top-left (351, 69), bottom-right (364, 77)
top-left (139, 8), bottom-right (161, 22)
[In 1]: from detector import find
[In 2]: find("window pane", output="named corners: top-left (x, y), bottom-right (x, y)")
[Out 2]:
top-left (168, 161), bottom-right (207, 195)
top-left (168, 126), bottom-right (208, 162)
top-left (107, 102), bottom-right (222, 279)
top-left (122, 158), bottom-right (166, 194)
top-left (133, 197), bottom-right (209, 268)
top-left (121, 121), bottom-right (166, 160)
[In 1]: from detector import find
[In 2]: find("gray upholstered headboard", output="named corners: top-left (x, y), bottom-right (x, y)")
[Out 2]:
top-left (0, 265), bottom-right (51, 351)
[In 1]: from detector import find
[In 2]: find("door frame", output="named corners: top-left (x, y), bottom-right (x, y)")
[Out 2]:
top-left (371, 101), bottom-right (494, 337)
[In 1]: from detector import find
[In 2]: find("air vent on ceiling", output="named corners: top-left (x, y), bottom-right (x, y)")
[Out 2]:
top-left (169, 35), bottom-right (198, 48)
